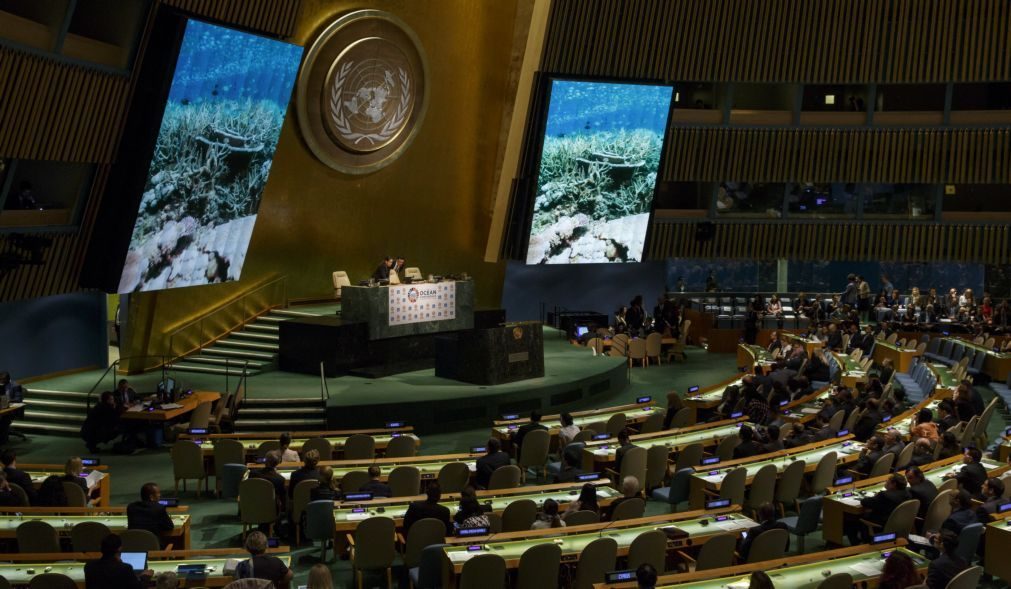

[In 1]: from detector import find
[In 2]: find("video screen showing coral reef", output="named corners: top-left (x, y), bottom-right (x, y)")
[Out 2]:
top-left (525, 80), bottom-right (673, 265)
top-left (118, 20), bottom-right (303, 293)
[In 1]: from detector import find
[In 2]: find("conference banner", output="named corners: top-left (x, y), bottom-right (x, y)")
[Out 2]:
top-left (388, 282), bottom-right (456, 326)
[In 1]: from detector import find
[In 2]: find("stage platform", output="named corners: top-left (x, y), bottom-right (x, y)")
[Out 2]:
top-left (27, 326), bottom-right (629, 435)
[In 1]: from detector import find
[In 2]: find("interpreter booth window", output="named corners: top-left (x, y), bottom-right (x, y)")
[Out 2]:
top-left (859, 184), bottom-right (935, 220)
top-left (786, 183), bottom-right (858, 218)
top-left (715, 182), bottom-right (785, 218)
top-left (942, 185), bottom-right (1011, 213)
top-left (0, 159), bottom-right (92, 228)
top-left (655, 181), bottom-right (712, 211)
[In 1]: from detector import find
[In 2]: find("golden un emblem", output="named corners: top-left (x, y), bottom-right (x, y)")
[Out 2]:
top-left (296, 10), bottom-right (428, 174)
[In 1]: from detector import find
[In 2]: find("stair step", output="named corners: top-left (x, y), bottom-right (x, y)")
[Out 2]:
top-left (15, 422), bottom-right (81, 435)
top-left (183, 355), bottom-right (270, 369)
top-left (269, 309), bottom-right (320, 318)
top-left (239, 407), bottom-right (325, 416)
top-left (243, 397), bottom-right (324, 406)
top-left (23, 409), bottom-right (86, 423)
top-left (25, 398), bottom-right (88, 410)
top-left (231, 331), bottom-right (279, 342)
top-left (203, 347), bottom-right (276, 360)
top-left (234, 418), bottom-right (326, 429)
top-left (216, 339), bottom-right (279, 352)
top-left (169, 363), bottom-right (262, 376)
top-left (22, 388), bottom-right (90, 400)
top-left (246, 323), bottom-right (280, 333)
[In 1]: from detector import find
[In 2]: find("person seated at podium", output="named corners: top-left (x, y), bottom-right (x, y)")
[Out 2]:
top-left (372, 256), bottom-right (392, 281)
top-left (388, 256), bottom-right (407, 285)
top-left (475, 438), bottom-right (510, 489)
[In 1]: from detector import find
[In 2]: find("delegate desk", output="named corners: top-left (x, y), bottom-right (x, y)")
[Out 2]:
top-left (951, 338), bottom-right (1011, 381)
top-left (491, 401), bottom-right (663, 443)
top-left (985, 518), bottom-right (1011, 581)
top-left (0, 512), bottom-right (191, 549)
top-left (782, 332), bottom-right (823, 357)
top-left (832, 353), bottom-right (867, 389)
top-left (342, 280), bottom-right (475, 340)
top-left (333, 480), bottom-right (619, 533)
top-left (682, 375), bottom-right (747, 421)
top-left (820, 455), bottom-right (1010, 546)
top-left (596, 542), bottom-right (926, 589)
top-left (0, 548), bottom-right (291, 588)
top-left (255, 453), bottom-right (482, 488)
top-left (23, 464), bottom-right (111, 507)
top-left (119, 391), bottom-right (221, 422)
top-left (688, 436), bottom-right (864, 509)
top-left (580, 418), bottom-right (750, 472)
top-left (182, 428), bottom-right (420, 461)
top-left (442, 508), bottom-right (755, 574)
top-left (737, 344), bottom-right (775, 371)
top-left (779, 386), bottom-right (833, 424)
top-left (872, 340), bottom-right (921, 373)
top-left (879, 397), bottom-right (944, 440)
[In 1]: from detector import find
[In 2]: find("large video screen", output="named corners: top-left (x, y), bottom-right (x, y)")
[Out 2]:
top-left (525, 80), bottom-right (673, 264)
top-left (117, 20), bottom-right (303, 293)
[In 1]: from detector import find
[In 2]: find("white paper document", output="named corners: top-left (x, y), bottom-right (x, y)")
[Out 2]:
top-left (84, 470), bottom-right (105, 488)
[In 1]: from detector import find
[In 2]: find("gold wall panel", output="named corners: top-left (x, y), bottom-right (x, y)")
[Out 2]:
top-left (161, 0), bottom-right (301, 37)
top-left (123, 0), bottom-right (528, 358)
top-left (647, 221), bottom-right (1011, 264)
top-left (542, 0), bottom-right (1011, 83)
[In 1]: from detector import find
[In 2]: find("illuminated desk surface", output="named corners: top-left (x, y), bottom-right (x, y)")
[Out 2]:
top-left (689, 437), bottom-right (863, 509)
top-left (0, 555), bottom-right (290, 587)
top-left (491, 402), bottom-right (661, 439)
top-left (682, 374), bottom-right (747, 421)
top-left (580, 419), bottom-right (748, 471)
top-left (832, 352), bottom-right (868, 388)
top-left (186, 431), bottom-right (420, 457)
top-left (782, 333), bottom-right (824, 356)
top-left (985, 518), bottom-right (1011, 581)
top-left (254, 453), bottom-right (482, 485)
top-left (780, 386), bottom-right (833, 424)
top-left (881, 396), bottom-right (945, 439)
top-left (23, 465), bottom-right (111, 507)
top-left (872, 340), bottom-right (921, 373)
top-left (0, 402), bottom-right (25, 417)
top-left (617, 545), bottom-right (926, 589)
top-left (821, 455), bottom-right (1009, 545)
top-left (737, 344), bottom-right (775, 370)
top-left (334, 481), bottom-right (620, 531)
top-left (442, 509), bottom-right (755, 572)
top-left (0, 514), bottom-right (190, 548)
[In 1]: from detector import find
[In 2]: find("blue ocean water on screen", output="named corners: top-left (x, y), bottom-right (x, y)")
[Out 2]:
top-left (545, 80), bottom-right (674, 137)
top-left (167, 20), bottom-right (304, 108)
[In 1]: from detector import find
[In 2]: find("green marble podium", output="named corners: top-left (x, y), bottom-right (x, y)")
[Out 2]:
top-left (342, 280), bottom-right (475, 340)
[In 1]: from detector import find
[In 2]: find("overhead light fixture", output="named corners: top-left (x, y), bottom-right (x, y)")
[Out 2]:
top-left (824, 95), bottom-right (835, 105)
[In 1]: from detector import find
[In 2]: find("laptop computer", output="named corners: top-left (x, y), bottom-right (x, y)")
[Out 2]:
top-left (121, 552), bottom-right (147, 572)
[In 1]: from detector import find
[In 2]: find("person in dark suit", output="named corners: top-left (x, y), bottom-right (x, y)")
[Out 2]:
top-left (949, 447), bottom-right (986, 498)
top-left (926, 530), bottom-right (968, 589)
top-left (941, 490), bottom-right (980, 534)
top-left (852, 436), bottom-right (885, 476)
top-left (733, 425), bottom-right (765, 459)
top-left (126, 482), bottom-right (174, 538)
top-left (113, 379), bottom-right (139, 411)
top-left (248, 451), bottom-right (287, 513)
top-left (287, 449), bottom-right (320, 498)
top-left (475, 438), bottom-right (510, 489)
top-left (905, 466), bottom-right (938, 521)
top-left (935, 400), bottom-right (959, 433)
top-left (511, 411), bottom-right (548, 453)
top-left (359, 466), bottom-right (392, 498)
top-left (84, 533), bottom-right (152, 589)
top-left (372, 257), bottom-right (392, 281)
top-left (739, 503), bottom-right (789, 561)
top-left (762, 425), bottom-right (784, 453)
top-left (846, 473), bottom-right (911, 545)
top-left (81, 391), bottom-right (121, 453)
top-left (0, 449), bottom-right (35, 504)
top-left (977, 477), bottom-right (1006, 520)
top-left (402, 482), bottom-right (452, 535)
top-left (614, 429), bottom-right (638, 471)
top-left (553, 450), bottom-right (584, 483)
top-left (854, 399), bottom-right (884, 442)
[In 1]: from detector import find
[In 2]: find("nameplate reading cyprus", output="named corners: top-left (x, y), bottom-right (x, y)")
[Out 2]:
top-left (388, 283), bottom-right (456, 326)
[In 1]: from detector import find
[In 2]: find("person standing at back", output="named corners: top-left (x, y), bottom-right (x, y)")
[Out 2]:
top-left (84, 533), bottom-right (153, 589)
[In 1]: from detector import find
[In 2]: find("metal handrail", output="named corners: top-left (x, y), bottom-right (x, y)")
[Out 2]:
top-left (165, 274), bottom-right (288, 361)
top-left (319, 361), bottom-right (330, 403)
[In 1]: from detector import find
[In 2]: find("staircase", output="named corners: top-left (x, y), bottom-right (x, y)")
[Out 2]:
top-left (17, 387), bottom-right (90, 436)
top-left (234, 397), bottom-right (328, 432)
top-left (168, 308), bottom-right (320, 377)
